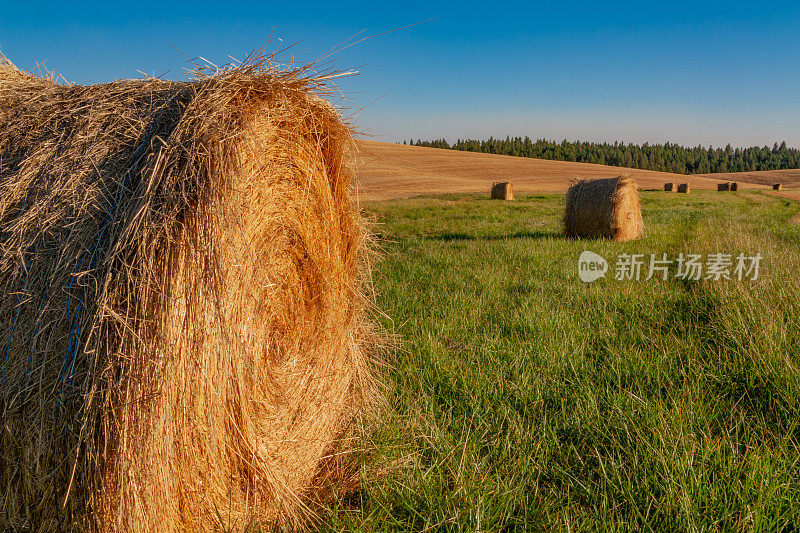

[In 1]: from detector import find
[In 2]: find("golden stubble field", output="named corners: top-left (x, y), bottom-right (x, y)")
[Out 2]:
top-left (353, 140), bottom-right (791, 201)
top-left (700, 168), bottom-right (800, 189)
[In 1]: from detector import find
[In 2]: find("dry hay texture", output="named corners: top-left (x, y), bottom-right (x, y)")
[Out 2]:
top-left (490, 181), bottom-right (514, 200)
top-left (663, 182), bottom-right (674, 192)
top-left (718, 182), bottom-right (730, 191)
top-left (0, 55), bottom-right (372, 531)
top-left (563, 175), bottom-right (643, 241)
top-left (774, 183), bottom-right (783, 190)
top-left (678, 183), bottom-right (691, 193)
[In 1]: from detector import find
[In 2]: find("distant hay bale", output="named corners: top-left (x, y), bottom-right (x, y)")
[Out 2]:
top-left (664, 182), bottom-right (674, 192)
top-left (774, 183), bottom-right (783, 190)
top-left (563, 175), bottom-right (643, 241)
top-left (677, 183), bottom-right (691, 193)
top-left (0, 57), bottom-right (373, 531)
top-left (491, 181), bottom-right (514, 200)
top-left (730, 182), bottom-right (738, 191)
top-left (718, 182), bottom-right (730, 191)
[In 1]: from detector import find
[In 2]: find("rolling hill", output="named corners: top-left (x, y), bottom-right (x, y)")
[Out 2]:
top-left (353, 140), bottom-right (775, 201)
top-left (698, 168), bottom-right (800, 189)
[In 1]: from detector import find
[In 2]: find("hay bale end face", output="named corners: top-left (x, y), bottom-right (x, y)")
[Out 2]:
top-left (774, 183), bottom-right (783, 190)
top-left (717, 182), bottom-right (730, 191)
top-left (677, 183), bottom-right (691, 193)
top-left (664, 182), bottom-right (674, 192)
top-left (730, 182), bottom-right (738, 191)
top-left (0, 60), bottom-right (372, 531)
top-left (563, 175), bottom-right (644, 241)
top-left (491, 181), bottom-right (514, 200)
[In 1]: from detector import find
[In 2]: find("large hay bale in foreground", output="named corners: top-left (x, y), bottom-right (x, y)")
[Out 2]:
top-left (774, 183), bottom-right (783, 190)
top-left (563, 175), bottom-right (643, 241)
top-left (718, 182), bottom-right (730, 191)
top-left (677, 183), bottom-right (691, 193)
top-left (491, 181), bottom-right (514, 200)
top-left (0, 59), bottom-right (371, 531)
top-left (664, 182), bottom-right (674, 192)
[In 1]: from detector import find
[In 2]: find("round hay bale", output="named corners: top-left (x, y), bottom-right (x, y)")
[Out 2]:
top-left (664, 182), bottom-right (675, 192)
top-left (491, 181), bottom-right (514, 200)
top-left (0, 59), bottom-right (373, 531)
top-left (774, 183), bottom-right (783, 190)
top-left (730, 182), bottom-right (738, 191)
top-left (717, 182), bottom-right (730, 191)
top-left (563, 175), bottom-right (643, 241)
top-left (677, 183), bottom-right (691, 193)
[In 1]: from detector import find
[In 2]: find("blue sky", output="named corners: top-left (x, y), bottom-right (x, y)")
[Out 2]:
top-left (2, 1), bottom-right (799, 147)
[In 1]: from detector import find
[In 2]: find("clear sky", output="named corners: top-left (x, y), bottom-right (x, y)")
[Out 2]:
top-left (2, 1), bottom-right (799, 147)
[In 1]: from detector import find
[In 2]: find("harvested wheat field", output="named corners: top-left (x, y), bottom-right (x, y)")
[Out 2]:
top-left (353, 140), bottom-right (769, 200)
top-left (0, 58), bottom-right (372, 532)
top-left (699, 168), bottom-right (800, 189)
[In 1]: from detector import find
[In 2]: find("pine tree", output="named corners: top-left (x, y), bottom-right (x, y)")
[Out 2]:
top-left (408, 136), bottom-right (799, 174)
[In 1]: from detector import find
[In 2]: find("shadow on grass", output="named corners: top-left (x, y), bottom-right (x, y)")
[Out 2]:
top-left (422, 230), bottom-right (561, 241)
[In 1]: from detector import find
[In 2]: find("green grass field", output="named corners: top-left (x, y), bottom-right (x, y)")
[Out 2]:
top-left (323, 191), bottom-right (800, 531)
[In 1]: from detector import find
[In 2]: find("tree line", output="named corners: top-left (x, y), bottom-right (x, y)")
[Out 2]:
top-left (404, 137), bottom-right (800, 174)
